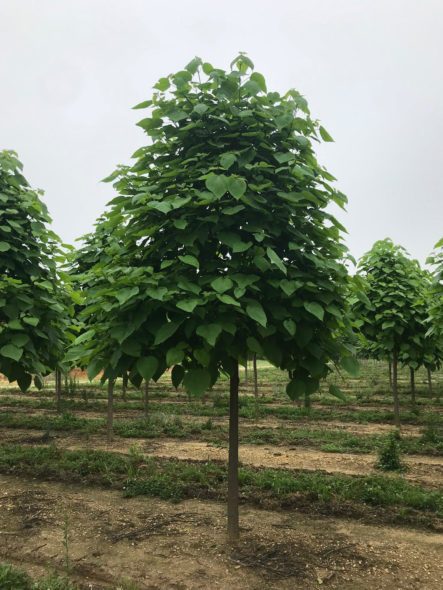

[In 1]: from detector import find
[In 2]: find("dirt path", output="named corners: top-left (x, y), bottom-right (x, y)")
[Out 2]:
top-left (2, 428), bottom-right (441, 489)
top-left (0, 473), bottom-right (441, 590)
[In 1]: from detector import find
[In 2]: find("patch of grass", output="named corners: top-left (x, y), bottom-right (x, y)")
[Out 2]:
top-left (1, 444), bottom-right (440, 522)
top-left (0, 562), bottom-right (31, 590)
top-left (0, 411), bottom-right (102, 434)
top-left (0, 564), bottom-right (78, 590)
top-left (114, 413), bottom-right (187, 439)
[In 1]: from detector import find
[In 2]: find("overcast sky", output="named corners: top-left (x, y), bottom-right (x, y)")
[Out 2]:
top-left (1, 0), bottom-right (442, 267)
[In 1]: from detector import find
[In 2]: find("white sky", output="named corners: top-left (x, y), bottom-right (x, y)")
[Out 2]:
top-left (1, 0), bottom-right (442, 267)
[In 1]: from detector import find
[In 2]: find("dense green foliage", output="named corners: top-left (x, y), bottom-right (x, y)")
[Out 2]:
top-left (427, 237), bottom-right (443, 340)
top-left (0, 151), bottom-right (71, 391)
top-left (354, 239), bottom-right (428, 363)
top-left (71, 55), bottom-right (355, 400)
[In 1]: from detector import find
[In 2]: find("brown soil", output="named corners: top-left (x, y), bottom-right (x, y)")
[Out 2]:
top-left (0, 473), bottom-right (441, 590)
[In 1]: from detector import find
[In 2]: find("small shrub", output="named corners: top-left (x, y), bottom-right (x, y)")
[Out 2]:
top-left (375, 430), bottom-right (406, 471)
top-left (420, 415), bottom-right (443, 444)
top-left (201, 418), bottom-right (213, 430)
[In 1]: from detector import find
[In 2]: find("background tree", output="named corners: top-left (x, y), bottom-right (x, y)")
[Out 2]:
top-left (74, 55), bottom-right (356, 540)
top-left (0, 150), bottom-right (71, 392)
top-left (353, 239), bottom-right (428, 426)
top-left (426, 238), bottom-right (443, 395)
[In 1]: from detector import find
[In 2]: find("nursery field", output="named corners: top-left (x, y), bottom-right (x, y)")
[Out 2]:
top-left (0, 360), bottom-right (442, 590)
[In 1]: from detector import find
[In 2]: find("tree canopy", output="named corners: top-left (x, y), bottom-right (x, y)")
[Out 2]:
top-left (0, 150), bottom-right (71, 391)
top-left (71, 55), bottom-right (356, 397)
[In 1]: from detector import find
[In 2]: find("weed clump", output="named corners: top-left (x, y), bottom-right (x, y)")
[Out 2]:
top-left (0, 563), bottom-right (77, 590)
top-left (375, 430), bottom-right (406, 471)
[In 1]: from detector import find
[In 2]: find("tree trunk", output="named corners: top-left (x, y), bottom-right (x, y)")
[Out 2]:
top-left (253, 354), bottom-right (258, 399)
top-left (122, 372), bottom-right (128, 402)
top-left (144, 380), bottom-right (149, 417)
top-left (244, 357), bottom-right (248, 385)
top-left (55, 369), bottom-right (62, 413)
top-left (388, 361), bottom-right (392, 387)
top-left (410, 367), bottom-right (416, 407)
top-left (392, 348), bottom-right (401, 428)
top-left (252, 355), bottom-right (259, 419)
top-left (107, 378), bottom-right (115, 443)
top-left (227, 358), bottom-right (239, 543)
top-left (427, 367), bottom-right (433, 397)
top-left (304, 392), bottom-right (311, 409)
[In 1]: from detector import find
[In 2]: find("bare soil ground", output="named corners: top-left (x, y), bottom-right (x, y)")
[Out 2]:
top-left (0, 473), bottom-right (442, 590)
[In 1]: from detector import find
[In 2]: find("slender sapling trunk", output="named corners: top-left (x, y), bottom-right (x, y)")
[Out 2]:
top-left (122, 372), bottom-right (128, 402)
top-left (392, 348), bottom-right (401, 428)
top-left (427, 367), bottom-right (433, 397)
top-left (227, 358), bottom-right (239, 543)
top-left (55, 368), bottom-right (62, 414)
top-left (144, 380), bottom-right (149, 417)
top-left (410, 367), bottom-right (416, 406)
top-left (388, 361), bottom-right (392, 388)
top-left (107, 378), bottom-right (115, 443)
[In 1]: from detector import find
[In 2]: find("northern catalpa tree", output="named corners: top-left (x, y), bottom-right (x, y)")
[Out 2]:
top-left (75, 55), bottom-right (355, 540)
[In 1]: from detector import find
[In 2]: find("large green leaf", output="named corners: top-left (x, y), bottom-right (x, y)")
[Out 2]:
top-left (154, 321), bottom-right (182, 345)
top-left (220, 153), bottom-right (236, 169)
top-left (196, 323), bottom-right (222, 346)
top-left (166, 347), bottom-right (185, 366)
top-left (283, 319), bottom-right (296, 336)
top-left (171, 364), bottom-right (185, 389)
top-left (250, 72), bottom-right (267, 93)
top-left (183, 368), bottom-right (211, 397)
top-left (246, 301), bottom-right (267, 327)
top-left (146, 287), bottom-right (168, 301)
top-left (176, 298), bottom-right (201, 312)
top-left (87, 358), bottom-right (103, 381)
top-left (17, 372), bottom-right (32, 392)
top-left (121, 340), bottom-right (141, 357)
top-left (280, 279), bottom-right (298, 296)
top-left (178, 255), bottom-right (199, 268)
top-left (267, 247), bottom-right (286, 275)
top-left (216, 294), bottom-right (240, 307)
top-left (227, 176), bottom-right (247, 199)
top-left (304, 302), bottom-right (324, 321)
top-left (136, 356), bottom-right (159, 381)
top-left (10, 333), bottom-right (30, 347)
top-left (205, 174), bottom-right (228, 198)
top-left (286, 379), bottom-right (306, 400)
top-left (219, 231), bottom-right (252, 253)
top-left (115, 287), bottom-right (139, 305)
top-left (329, 384), bottom-right (346, 401)
top-left (211, 277), bottom-right (233, 293)
top-left (319, 125), bottom-right (334, 142)
top-left (340, 356), bottom-right (360, 378)
top-left (0, 344), bottom-right (23, 362)
top-left (22, 317), bottom-right (39, 327)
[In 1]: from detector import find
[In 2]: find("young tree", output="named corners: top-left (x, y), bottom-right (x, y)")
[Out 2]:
top-left (0, 150), bottom-right (71, 391)
top-left (75, 55), bottom-right (355, 540)
top-left (354, 239), bottom-right (428, 425)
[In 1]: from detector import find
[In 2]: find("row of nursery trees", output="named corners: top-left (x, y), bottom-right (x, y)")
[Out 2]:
top-left (1, 55), bottom-right (442, 540)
